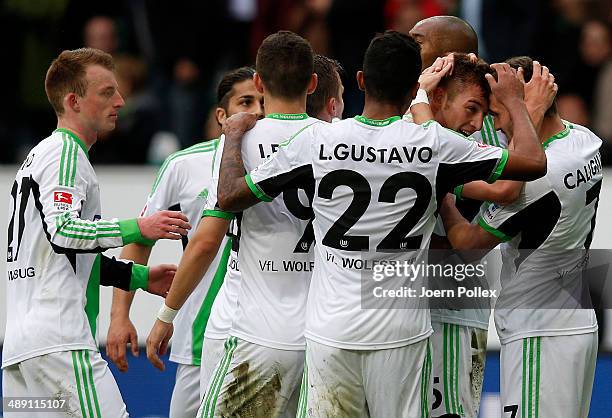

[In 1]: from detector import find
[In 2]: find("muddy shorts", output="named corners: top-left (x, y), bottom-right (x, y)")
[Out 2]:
top-left (2, 349), bottom-right (128, 418)
top-left (199, 336), bottom-right (227, 401)
top-left (197, 336), bottom-right (304, 418)
top-left (300, 337), bottom-right (432, 418)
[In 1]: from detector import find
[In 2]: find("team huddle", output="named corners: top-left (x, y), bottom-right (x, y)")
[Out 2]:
top-left (2, 15), bottom-right (602, 418)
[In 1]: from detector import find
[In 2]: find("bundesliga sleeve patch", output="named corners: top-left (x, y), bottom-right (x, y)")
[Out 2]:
top-left (53, 191), bottom-right (73, 210)
top-left (483, 202), bottom-right (502, 222)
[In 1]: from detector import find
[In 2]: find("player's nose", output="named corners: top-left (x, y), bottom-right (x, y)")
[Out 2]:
top-left (114, 91), bottom-right (126, 108)
top-left (472, 114), bottom-right (485, 131)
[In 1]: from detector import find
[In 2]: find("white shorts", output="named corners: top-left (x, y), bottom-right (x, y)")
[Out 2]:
top-left (430, 322), bottom-right (488, 418)
top-left (301, 338), bottom-right (432, 418)
top-left (500, 332), bottom-right (597, 418)
top-left (2, 349), bottom-right (128, 418)
top-left (199, 337), bottom-right (226, 400)
top-left (169, 364), bottom-right (200, 418)
top-left (197, 336), bottom-right (304, 418)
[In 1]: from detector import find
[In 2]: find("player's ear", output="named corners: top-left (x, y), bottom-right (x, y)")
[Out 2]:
top-left (253, 73), bottom-right (265, 94)
top-left (216, 107), bottom-right (228, 130)
top-left (65, 93), bottom-right (79, 112)
top-left (327, 97), bottom-right (336, 118)
top-left (307, 73), bottom-right (318, 95)
top-left (356, 71), bottom-right (365, 91)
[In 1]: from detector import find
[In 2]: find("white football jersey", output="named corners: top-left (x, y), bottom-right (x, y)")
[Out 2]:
top-left (3, 129), bottom-right (151, 368)
top-left (248, 116), bottom-right (509, 350)
top-left (478, 122), bottom-right (601, 343)
top-left (142, 140), bottom-right (231, 365)
top-left (219, 113), bottom-right (319, 350)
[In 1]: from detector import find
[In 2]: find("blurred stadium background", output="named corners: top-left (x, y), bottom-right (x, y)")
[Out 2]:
top-left (1, 0), bottom-right (612, 417)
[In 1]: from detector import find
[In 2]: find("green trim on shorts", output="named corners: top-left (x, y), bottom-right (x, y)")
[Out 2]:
top-left (200, 336), bottom-right (238, 418)
top-left (71, 351), bottom-right (88, 418)
top-left (84, 351), bottom-right (102, 418)
top-left (420, 339), bottom-right (432, 418)
top-left (442, 324), bottom-right (464, 416)
top-left (522, 337), bottom-right (541, 418)
top-left (71, 350), bottom-right (102, 418)
top-left (297, 359), bottom-right (309, 418)
top-left (79, 350), bottom-right (94, 417)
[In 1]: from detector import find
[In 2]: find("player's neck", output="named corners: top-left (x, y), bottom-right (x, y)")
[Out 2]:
top-left (538, 115), bottom-right (566, 145)
top-left (361, 99), bottom-right (405, 121)
top-left (263, 95), bottom-right (307, 117)
top-left (56, 119), bottom-right (96, 149)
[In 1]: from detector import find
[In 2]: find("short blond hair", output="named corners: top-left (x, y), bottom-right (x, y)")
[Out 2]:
top-left (45, 48), bottom-right (114, 115)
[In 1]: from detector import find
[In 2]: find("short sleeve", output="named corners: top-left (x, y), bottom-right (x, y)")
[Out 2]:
top-left (477, 201), bottom-right (519, 242)
top-left (246, 123), bottom-right (316, 201)
top-left (435, 122), bottom-right (509, 185)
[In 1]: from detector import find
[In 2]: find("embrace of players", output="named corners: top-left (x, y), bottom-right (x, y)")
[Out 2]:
top-left (1, 15), bottom-right (602, 418)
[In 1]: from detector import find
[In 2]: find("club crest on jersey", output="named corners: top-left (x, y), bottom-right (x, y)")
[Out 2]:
top-left (53, 191), bottom-right (73, 210)
top-left (340, 239), bottom-right (349, 248)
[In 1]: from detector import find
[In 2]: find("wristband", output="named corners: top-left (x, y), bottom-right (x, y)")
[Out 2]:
top-left (453, 184), bottom-right (464, 200)
top-left (410, 89), bottom-right (429, 107)
top-left (157, 303), bottom-right (178, 323)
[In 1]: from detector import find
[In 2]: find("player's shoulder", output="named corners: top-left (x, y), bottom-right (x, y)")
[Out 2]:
top-left (544, 121), bottom-right (602, 155)
top-left (564, 121), bottom-right (602, 145)
top-left (149, 139), bottom-right (218, 194)
top-left (403, 119), bottom-right (470, 146)
top-left (36, 129), bottom-right (88, 158)
top-left (29, 130), bottom-right (91, 175)
top-left (164, 139), bottom-right (219, 166)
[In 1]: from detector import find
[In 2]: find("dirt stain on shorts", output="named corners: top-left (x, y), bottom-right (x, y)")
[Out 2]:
top-left (221, 361), bottom-right (283, 418)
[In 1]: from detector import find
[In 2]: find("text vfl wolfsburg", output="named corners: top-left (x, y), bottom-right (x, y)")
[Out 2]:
top-left (259, 259), bottom-right (315, 272)
top-left (8, 267), bottom-right (36, 281)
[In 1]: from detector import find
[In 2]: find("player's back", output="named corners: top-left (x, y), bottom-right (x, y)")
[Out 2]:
top-left (303, 116), bottom-right (507, 349)
top-left (480, 122), bottom-right (602, 343)
top-left (231, 113), bottom-right (318, 349)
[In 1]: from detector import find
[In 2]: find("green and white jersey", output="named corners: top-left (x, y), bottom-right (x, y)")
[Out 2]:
top-left (3, 129), bottom-right (151, 368)
top-left (142, 140), bottom-right (231, 366)
top-left (247, 117), bottom-right (509, 350)
top-left (225, 113), bottom-right (319, 350)
top-left (472, 114), bottom-right (509, 148)
top-left (478, 122), bottom-right (602, 344)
